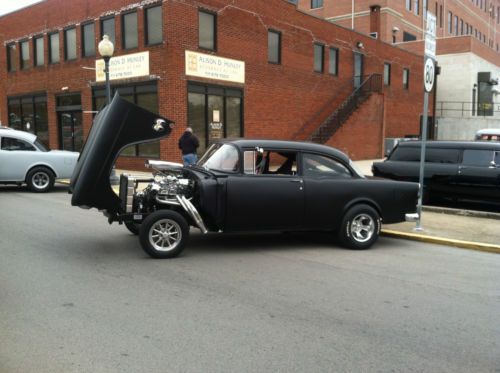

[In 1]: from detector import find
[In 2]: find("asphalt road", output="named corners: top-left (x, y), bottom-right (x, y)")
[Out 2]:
top-left (1, 185), bottom-right (499, 373)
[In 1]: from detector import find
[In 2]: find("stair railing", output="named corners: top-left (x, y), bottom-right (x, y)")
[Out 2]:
top-left (310, 73), bottom-right (382, 144)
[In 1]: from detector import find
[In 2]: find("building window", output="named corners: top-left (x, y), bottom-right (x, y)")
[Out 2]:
top-left (64, 27), bottom-right (76, 60)
top-left (34, 36), bottom-right (44, 66)
top-left (454, 15), bottom-right (458, 35)
top-left (460, 19), bottom-right (463, 35)
top-left (423, 0), bottom-right (428, 18)
top-left (7, 44), bottom-right (16, 72)
top-left (383, 63), bottom-right (391, 86)
top-left (448, 12), bottom-right (452, 34)
top-left (311, 0), bottom-right (323, 9)
top-left (403, 32), bottom-right (417, 41)
top-left (187, 83), bottom-right (243, 154)
top-left (100, 17), bottom-right (116, 46)
top-left (7, 95), bottom-right (48, 146)
top-left (82, 22), bottom-right (95, 57)
top-left (145, 5), bottom-right (163, 45)
top-left (314, 43), bottom-right (324, 73)
top-left (199, 10), bottom-right (216, 50)
top-left (93, 83), bottom-right (159, 157)
top-left (439, 5), bottom-right (443, 27)
top-left (465, 22), bottom-right (469, 34)
top-left (268, 30), bottom-right (281, 64)
top-left (406, 0), bottom-right (412, 11)
top-left (329, 47), bottom-right (338, 75)
top-left (20, 40), bottom-right (30, 70)
top-left (49, 32), bottom-right (60, 64)
top-left (122, 12), bottom-right (138, 49)
top-left (403, 68), bottom-right (409, 89)
top-left (414, 0), bottom-right (419, 15)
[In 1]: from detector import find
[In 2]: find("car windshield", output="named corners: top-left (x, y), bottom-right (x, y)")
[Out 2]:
top-left (198, 143), bottom-right (239, 172)
top-left (34, 139), bottom-right (49, 152)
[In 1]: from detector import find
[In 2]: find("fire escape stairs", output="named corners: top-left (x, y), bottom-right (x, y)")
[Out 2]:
top-left (307, 74), bottom-right (382, 144)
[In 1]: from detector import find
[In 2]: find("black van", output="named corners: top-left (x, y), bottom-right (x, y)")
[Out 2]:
top-left (372, 141), bottom-right (500, 206)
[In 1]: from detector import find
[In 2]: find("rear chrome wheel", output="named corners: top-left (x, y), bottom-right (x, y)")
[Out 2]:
top-left (26, 166), bottom-right (55, 193)
top-left (338, 204), bottom-right (380, 250)
top-left (139, 210), bottom-right (188, 259)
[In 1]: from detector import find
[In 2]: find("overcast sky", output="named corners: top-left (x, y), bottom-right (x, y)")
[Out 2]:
top-left (0, 0), bottom-right (43, 16)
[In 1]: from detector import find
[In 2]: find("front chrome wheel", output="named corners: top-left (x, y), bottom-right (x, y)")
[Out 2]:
top-left (350, 213), bottom-right (375, 243)
top-left (149, 219), bottom-right (182, 252)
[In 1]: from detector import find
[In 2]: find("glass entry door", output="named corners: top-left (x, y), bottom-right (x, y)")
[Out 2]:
top-left (353, 52), bottom-right (364, 88)
top-left (58, 111), bottom-right (83, 152)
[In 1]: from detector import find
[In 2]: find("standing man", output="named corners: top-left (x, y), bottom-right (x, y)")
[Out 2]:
top-left (178, 127), bottom-right (200, 166)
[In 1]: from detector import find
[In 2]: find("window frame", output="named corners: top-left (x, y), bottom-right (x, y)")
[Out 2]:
top-left (48, 32), bottom-right (60, 64)
top-left (267, 29), bottom-right (281, 64)
top-left (313, 43), bottom-right (324, 73)
top-left (328, 47), bottom-right (339, 76)
top-left (383, 63), bottom-right (391, 86)
top-left (122, 11), bottom-right (139, 50)
top-left (100, 16), bottom-right (116, 46)
top-left (144, 4), bottom-right (163, 46)
top-left (33, 35), bottom-right (44, 67)
top-left (311, 0), bottom-right (324, 9)
top-left (63, 26), bottom-right (77, 61)
top-left (81, 21), bottom-right (96, 58)
top-left (7, 43), bottom-right (17, 72)
top-left (198, 9), bottom-right (217, 51)
top-left (403, 68), bottom-right (410, 90)
top-left (20, 39), bottom-right (30, 70)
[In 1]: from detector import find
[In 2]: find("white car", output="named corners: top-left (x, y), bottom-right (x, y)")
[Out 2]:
top-left (0, 127), bottom-right (79, 192)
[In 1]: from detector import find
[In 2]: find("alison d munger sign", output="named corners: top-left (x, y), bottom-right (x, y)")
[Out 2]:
top-left (96, 51), bottom-right (150, 82)
top-left (185, 51), bottom-right (245, 84)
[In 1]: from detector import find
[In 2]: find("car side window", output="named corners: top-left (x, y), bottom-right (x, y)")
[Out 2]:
top-left (243, 149), bottom-right (297, 176)
top-left (1, 137), bottom-right (36, 151)
top-left (302, 153), bottom-right (352, 178)
top-left (462, 149), bottom-right (494, 167)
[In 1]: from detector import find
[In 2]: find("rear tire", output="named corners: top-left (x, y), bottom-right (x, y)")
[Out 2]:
top-left (338, 204), bottom-right (380, 250)
top-left (26, 166), bottom-right (55, 193)
top-left (139, 210), bottom-right (189, 259)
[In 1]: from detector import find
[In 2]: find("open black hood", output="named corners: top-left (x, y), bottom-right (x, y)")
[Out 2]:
top-left (70, 94), bottom-right (173, 213)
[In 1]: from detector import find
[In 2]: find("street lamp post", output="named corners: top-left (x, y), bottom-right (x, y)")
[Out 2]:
top-left (98, 35), bottom-right (114, 104)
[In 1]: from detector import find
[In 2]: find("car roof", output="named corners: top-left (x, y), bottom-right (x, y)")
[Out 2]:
top-left (396, 140), bottom-right (500, 150)
top-left (0, 127), bottom-right (36, 143)
top-left (476, 128), bottom-right (500, 135)
top-left (217, 138), bottom-right (351, 162)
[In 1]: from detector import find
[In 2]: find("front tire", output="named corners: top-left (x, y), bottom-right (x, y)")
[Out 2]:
top-left (26, 167), bottom-right (55, 193)
top-left (139, 210), bottom-right (189, 259)
top-left (338, 204), bottom-right (380, 250)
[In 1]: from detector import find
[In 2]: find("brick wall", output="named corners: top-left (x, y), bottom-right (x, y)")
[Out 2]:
top-left (0, 0), bottom-right (428, 169)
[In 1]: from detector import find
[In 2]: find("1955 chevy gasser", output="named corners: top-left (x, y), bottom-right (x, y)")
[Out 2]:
top-left (70, 96), bottom-right (419, 258)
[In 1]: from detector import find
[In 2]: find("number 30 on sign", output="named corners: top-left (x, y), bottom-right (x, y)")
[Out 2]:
top-left (424, 58), bottom-right (435, 92)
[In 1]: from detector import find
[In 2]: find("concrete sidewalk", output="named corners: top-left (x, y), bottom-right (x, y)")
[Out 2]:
top-left (60, 163), bottom-right (500, 254)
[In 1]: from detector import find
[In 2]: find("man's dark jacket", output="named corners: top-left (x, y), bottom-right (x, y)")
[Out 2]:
top-left (178, 132), bottom-right (199, 155)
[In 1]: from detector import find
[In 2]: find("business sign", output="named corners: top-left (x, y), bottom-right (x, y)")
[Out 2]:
top-left (185, 51), bottom-right (245, 84)
top-left (96, 51), bottom-right (150, 82)
top-left (425, 12), bottom-right (436, 59)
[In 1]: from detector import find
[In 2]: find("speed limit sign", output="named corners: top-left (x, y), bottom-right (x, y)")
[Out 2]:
top-left (423, 57), bottom-right (435, 92)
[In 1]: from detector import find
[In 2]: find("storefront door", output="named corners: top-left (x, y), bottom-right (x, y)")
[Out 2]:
top-left (58, 111), bottom-right (83, 152)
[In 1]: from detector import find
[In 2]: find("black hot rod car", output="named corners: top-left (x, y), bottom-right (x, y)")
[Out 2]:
top-left (70, 96), bottom-right (419, 258)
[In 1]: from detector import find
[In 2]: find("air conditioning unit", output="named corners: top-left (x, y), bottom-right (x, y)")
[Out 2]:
top-left (369, 32), bottom-right (378, 39)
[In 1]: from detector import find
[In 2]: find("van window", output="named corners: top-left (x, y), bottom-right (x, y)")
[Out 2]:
top-left (426, 148), bottom-right (460, 163)
top-left (389, 147), bottom-right (420, 161)
top-left (462, 149), bottom-right (493, 167)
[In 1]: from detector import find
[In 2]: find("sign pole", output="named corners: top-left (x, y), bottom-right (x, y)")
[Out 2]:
top-left (415, 12), bottom-right (436, 231)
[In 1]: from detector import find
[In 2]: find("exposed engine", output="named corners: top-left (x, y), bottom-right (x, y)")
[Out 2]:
top-left (119, 160), bottom-right (208, 234)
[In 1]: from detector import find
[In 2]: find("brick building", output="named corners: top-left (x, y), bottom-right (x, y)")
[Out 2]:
top-left (0, 0), bottom-right (429, 169)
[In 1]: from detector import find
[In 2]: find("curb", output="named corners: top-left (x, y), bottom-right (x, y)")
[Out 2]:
top-left (381, 229), bottom-right (500, 254)
top-left (422, 205), bottom-right (500, 220)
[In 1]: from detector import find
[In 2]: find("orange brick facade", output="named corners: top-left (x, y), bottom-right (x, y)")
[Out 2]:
top-left (299, 0), bottom-right (500, 52)
top-left (0, 0), bottom-right (430, 170)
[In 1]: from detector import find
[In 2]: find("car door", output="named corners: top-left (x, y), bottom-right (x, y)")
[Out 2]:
top-left (301, 152), bottom-right (357, 230)
top-left (224, 149), bottom-right (304, 231)
top-left (456, 149), bottom-right (500, 201)
top-left (0, 136), bottom-right (37, 181)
